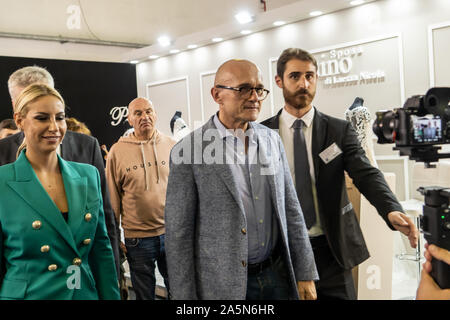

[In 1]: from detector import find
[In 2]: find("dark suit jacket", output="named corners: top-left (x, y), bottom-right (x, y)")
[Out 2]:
top-left (0, 131), bottom-right (120, 277)
top-left (261, 108), bottom-right (403, 269)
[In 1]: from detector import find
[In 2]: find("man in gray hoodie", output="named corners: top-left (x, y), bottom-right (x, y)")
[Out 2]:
top-left (106, 97), bottom-right (176, 300)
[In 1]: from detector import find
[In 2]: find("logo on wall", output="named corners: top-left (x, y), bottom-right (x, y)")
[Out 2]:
top-left (316, 46), bottom-right (385, 85)
top-left (66, 5), bottom-right (81, 30)
top-left (110, 106), bottom-right (128, 126)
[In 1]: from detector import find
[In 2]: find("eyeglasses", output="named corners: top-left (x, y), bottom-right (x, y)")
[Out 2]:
top-left (215, 85), bottom-right (270, 101)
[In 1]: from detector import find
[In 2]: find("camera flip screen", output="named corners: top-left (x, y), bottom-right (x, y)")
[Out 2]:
top-left (412, 116), bottom-right (442, 143)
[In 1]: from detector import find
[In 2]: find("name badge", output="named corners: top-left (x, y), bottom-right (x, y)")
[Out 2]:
top-left (319, 143), bottom-right (342, 164)
top-left (341, 203), bottom-right (353, 215)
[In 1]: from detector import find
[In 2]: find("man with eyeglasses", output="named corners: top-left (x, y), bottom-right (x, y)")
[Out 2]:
top-left (165, 59), bottom-right (318, 300)
top-left (262, 48), bottom-right (418, 299)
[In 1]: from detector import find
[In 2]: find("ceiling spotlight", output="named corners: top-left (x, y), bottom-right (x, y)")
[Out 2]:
top-left (187, 44), bottom-right (198, 49)
top-left (130, 60), bottom-right (139, 64)
top-left (157, 35), bottom-right (171, 47)
top-left (148, 55), bottom-right (159, 59)
top-left (350, 0), bottom-right (365, 5)
top-left (240, 30), bottom-right (252, 35)
top-left (235, 11), bottom-right (253, 24)
top-left (212, 37), bottom-right (223, 42)
top-left (273, 21), bottom-right (286, 26)
top-left (170, 49), bottom-right (180, 54)
top-left (309, 11), bottom-right (323, 16)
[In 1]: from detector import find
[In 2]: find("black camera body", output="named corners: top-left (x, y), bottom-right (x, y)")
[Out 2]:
top-left (373, 87), bottom-right (450, 166)
top-left (372, 87), bottom-right (450, 289)
top-left (418, 187), bottom-right (450, 289)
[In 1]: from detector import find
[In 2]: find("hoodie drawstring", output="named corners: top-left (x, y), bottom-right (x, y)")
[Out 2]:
top-left (140, 142), bottom-right (150, 191)
top-left (152, 140), bottom-right (160, 184)
top-left (125, 131), bottom-right (160, 191)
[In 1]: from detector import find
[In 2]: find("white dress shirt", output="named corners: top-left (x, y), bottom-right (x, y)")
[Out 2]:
top-left (279, 106), bottom-right (323, 237)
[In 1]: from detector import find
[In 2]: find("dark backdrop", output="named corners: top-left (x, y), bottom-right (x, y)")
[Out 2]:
top-left (0, 55), bottom-right (136, 149)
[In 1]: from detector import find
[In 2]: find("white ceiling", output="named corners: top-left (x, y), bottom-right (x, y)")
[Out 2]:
top-left (0, 0), bottom-right (378, 59)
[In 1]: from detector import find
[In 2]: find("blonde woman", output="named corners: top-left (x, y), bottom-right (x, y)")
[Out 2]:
top-left (0, 84), bottom-right (119, 300)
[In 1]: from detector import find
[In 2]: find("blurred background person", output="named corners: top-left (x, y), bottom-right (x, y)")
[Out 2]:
top-left (65, 117), bottom-right (92, 136)
top-left (0, 83), bottom-right (119, 300)
top-left (0, 119), bottom-right (19, 139)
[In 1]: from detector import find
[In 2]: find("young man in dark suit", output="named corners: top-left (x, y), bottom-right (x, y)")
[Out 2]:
top-left (261, 48), bottom-right (419, 300)
top-left (0, 66), bottom-right (120, 280)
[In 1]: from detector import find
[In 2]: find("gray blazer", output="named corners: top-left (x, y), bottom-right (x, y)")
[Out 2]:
top-left (165, 116), bottom-right (318, 300)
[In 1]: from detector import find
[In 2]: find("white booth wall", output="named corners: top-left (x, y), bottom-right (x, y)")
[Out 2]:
top-left (136, 0), bottom-right (450, 202)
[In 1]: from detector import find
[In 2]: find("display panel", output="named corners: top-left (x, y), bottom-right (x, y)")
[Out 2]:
top-left (0, 55), bottom-right (137, 149)
top-left (146, 77), bottom-right (190, 136)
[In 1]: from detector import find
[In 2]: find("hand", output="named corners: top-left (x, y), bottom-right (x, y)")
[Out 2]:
top-left (387, 211), bottom-right (418, 248)
top-left (416, 244), bottom-right (450, 300)
top-left (101, 144), bottom-right (109, 160)
top-left (423, 243), bottom-right (450, 275)
top-left (297, 280), bottom-right (317, 300)
top-left (120, 241), bottom-right (127, 254)
top-left (101, 144), bottom-right (109, 154)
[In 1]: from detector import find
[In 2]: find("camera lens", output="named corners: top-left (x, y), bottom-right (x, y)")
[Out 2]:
top-left (373, 110), bottom-right (396, 144)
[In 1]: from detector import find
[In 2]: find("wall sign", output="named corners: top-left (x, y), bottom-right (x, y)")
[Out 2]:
top-left (110, 106), bottom-right (129, 126)
top-left (317, 46), bottom-right (386, 85)
top-left (66, 5), bottom-right (81, 30)
top-left (268, 35), bottom-right (404, 120)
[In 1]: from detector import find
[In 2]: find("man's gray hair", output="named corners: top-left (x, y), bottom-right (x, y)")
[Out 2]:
top-left (7, 66), bottom-right (55, 95)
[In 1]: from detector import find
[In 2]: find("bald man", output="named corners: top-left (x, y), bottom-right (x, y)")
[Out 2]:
top-left (165, 59), bottom-right (318, 300)
top-left (106, 97), bottom-right (176, 300)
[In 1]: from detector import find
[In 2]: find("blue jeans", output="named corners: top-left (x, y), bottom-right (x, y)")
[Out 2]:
top-left (246, 255), bottom-right (290, 300)
top-left (125, 234), bottom-right (169, 300)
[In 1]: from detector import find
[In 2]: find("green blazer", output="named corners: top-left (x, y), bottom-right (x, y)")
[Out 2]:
top-left (0, 151), bottom-right (120, 300)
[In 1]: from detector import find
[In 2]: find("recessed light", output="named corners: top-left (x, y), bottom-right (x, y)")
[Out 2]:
top-left (187, 44), bottom-right (198, 49)
top-left (350, 0), bottom-right (365, 5)
top-left (273, 21), bottom-right (286, 26)
top-left (309, 11), bottom-right (323, 16)
top-left (157, 35), bottom-right (171, 47)
top-left (130, 60), bottom-right (139, 64)
top-left (170, 49), bottom-right (180, 54)
top-left (240, 30), bottom-right (252, 35)
top-left (235, 11), bottom-right (253, 24)
top-left (212, 37), bottom-right (223, 42)
top-left (148, 55), bottom-right (159, 59)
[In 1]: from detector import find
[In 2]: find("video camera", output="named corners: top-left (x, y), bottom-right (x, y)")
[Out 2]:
top-left (417, 187), bottom-right (450, 289)
top-left (373, 87), bottom-right (450, 167)
top-left (373, 87), bottom-right (450, 289)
